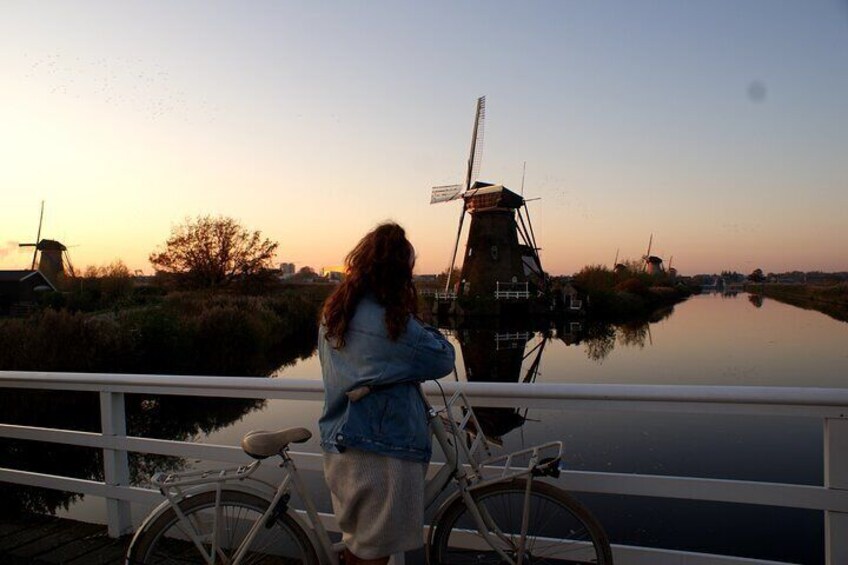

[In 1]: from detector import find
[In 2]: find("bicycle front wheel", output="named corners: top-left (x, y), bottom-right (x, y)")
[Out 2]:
top-left (127, 489), bottom-right (319, 564)
top-left (429, 479), bottom-right (613, 565)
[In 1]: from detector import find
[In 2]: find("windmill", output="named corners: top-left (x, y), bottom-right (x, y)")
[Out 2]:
top-left (611, 248), bottom-right (629, 278)
top-left (431, 97), bottom-right (547, 306)
top-left (18, 201), bottom-right (76, 285)
top-left (641, 234), bottom-right (664, 276)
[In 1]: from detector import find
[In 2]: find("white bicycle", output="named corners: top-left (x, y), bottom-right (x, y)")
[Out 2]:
top-left (127, 390), bottom-right (613, 564)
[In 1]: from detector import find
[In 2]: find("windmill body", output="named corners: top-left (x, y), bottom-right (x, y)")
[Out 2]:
top-left (35, 239), bottom-right (68, 284)
top-left (458, 182), bottom-right (535, 298)
top-left (645, 256), bottom-right (665, 276)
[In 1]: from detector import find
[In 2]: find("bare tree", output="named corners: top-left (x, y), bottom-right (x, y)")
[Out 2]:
top-left (149, 216), bottom-right (278, 288)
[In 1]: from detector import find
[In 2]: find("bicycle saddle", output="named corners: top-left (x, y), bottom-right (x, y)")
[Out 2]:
top-left (241, 428), bottom-right (312, 459)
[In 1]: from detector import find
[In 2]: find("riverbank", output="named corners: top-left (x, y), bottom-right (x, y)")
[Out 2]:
top-left (746, 283), bottom-right (848, 323)
top-left (570, 265), bottom-right (693, 321)
top-left (0, 287), bottom-right (331, 375)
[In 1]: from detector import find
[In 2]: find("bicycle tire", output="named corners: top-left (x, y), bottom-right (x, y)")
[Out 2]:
top-left (429, 479), bottom-right (613, 565)
top-left (127, 489), bottom-right (319, 565)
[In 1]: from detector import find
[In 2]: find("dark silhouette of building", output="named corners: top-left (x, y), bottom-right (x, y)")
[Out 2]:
top-left (0, 270), bottom-right (56, 315)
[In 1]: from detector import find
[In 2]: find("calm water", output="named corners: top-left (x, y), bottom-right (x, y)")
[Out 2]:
top-left (11, 293), bottom-right (848, 563)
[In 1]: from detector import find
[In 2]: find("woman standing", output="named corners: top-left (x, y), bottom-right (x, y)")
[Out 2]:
top-left (318, 222), bottom-right (455, 565)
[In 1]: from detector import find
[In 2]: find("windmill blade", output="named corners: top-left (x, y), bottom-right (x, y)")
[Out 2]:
top-left (613, 248), bottom-right (619, 268)
top-left (445, 205), bottom-right (466, 292)
top-left (31, 201), bottom-right (45, 270)
top-left (645, 233), bottom-right (653, 258)
top-left (63, 249), bottom-right (76, 278)
top-left (430, 184), bottom-right (464, 204)
top-left (464, 96), bottom-right (486, 190)
top-left (520, 161), bottom-right (527, 196)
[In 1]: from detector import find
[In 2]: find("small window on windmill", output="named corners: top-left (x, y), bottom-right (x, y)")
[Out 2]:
top-left (468, 247), bottom-right (473, 257)
top-left (490, 245), bottom-right (499, 260)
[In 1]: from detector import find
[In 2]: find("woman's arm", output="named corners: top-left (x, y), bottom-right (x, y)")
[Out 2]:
top-left (356, 319), bottom-right (455, 390)
top-left (402, 319), bottom-right (456, 382)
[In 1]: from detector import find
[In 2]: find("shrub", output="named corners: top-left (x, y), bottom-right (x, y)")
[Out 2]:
top-left (615, 277), bottom-right (649, 295)
top-left (573, 265), bottom-right (615, 294)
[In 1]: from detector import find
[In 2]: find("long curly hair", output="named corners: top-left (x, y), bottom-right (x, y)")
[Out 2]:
top-left (322, 222), bottom-right (418, 348)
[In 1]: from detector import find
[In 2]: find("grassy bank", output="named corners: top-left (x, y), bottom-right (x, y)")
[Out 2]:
top-left (747, 283), bottom-right (848, 323)
top-left (0, 287), bottom-right (331, 375)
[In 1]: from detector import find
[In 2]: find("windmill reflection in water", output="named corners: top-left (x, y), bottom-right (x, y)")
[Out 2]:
top-left (445, 321), bottom-right (584, 445)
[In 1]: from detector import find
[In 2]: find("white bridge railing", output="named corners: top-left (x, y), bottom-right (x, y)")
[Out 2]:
top-left (1, 371), bottom-right (847, 565)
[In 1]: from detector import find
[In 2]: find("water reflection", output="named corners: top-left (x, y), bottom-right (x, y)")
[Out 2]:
top-left (580, 307), bottom-right (674, 363)
top-left (450, 327), bottom-right (548, 443)
top-left (445, 310), bottom-right (673, 440)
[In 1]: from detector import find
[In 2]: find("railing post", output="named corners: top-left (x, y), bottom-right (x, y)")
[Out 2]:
top-left (100, 391), bottom-right (132, 537)
top-left (825, 417), bottom-right (848, 564)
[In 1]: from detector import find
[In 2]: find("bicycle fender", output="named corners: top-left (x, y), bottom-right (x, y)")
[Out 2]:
top-left (129, 481), bottom-right (272, 537)
top-left (427, 489), bottom-right (465, 549)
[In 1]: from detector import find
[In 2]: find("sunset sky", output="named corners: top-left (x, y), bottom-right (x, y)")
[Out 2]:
top-left (1, 1), bottom-right (846, 276)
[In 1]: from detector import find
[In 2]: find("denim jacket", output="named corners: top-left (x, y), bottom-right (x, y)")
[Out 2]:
top-left (318, 296), bottom-right (455, 462)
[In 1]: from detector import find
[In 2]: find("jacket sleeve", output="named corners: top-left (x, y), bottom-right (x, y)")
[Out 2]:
top-left (366, 319), bottom-right (455, 386)
top-left (406, 320), bottom-right (456, 381)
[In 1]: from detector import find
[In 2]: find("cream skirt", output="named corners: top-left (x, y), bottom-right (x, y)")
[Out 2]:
top-left (323, 449), bottom-right (427, 559)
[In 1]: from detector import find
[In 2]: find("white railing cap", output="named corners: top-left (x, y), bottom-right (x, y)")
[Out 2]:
top-left (2, 371), bottom-right (848, 411)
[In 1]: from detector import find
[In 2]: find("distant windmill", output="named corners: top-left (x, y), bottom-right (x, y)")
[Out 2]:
top-left (611, 248), bottom-right (629, 277)
top-left (431, 97), bottom-right (547, 302)
top-left (18, 201), bottom-right (76, 284)
top-left (641, 233), bottom-right (664, 276)
top-left (667, 255), bottom-right (677, 280)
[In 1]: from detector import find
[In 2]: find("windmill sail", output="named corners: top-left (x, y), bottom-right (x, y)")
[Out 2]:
top-left (446, 96), bottom-right (486, 291)
top-left (430, 184), bottom-right (464, 204)
top-left (465, 96), bottom-right (486, 190)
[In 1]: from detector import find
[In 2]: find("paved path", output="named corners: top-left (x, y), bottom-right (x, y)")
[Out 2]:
top-left (0, 513), bottom-right (131, 564)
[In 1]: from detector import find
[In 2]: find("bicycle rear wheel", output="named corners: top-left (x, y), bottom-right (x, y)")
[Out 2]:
top-left (127, 489), bottom-right (319, 564)
top-left (429, 479), bottom-right (613, 565)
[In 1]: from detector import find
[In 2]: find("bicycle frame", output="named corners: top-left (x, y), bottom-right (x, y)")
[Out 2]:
top-left (144, 389), bottom-right (562, 565)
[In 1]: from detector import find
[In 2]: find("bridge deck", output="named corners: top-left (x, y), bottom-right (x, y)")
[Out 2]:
top-left (0, 514), bottom-right (130, 564)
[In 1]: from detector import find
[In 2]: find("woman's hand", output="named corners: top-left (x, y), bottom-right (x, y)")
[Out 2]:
top-left (346, 386), bottom-right (372, 402)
